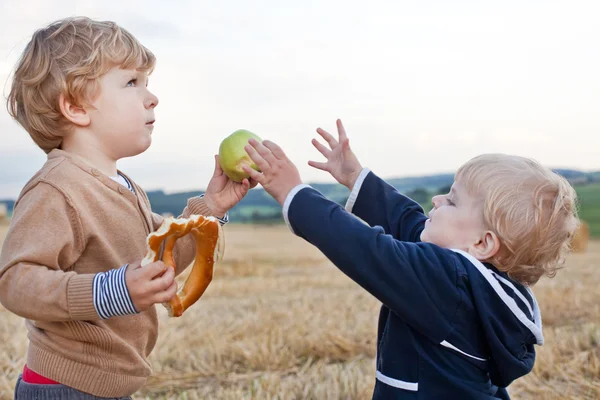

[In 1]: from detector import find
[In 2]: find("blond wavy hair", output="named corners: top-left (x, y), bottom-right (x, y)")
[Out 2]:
top-left (456, 154), bottom-right (579, 286)
top-left (7, 16), bottom-right (156, 153)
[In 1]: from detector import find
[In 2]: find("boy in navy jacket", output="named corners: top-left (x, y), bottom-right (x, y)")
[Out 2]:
top-left (241, 119), bottom-right (578, 399)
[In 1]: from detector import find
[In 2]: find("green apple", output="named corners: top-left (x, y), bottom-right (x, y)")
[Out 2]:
top-left (218, 129), bottom-right (262, 182)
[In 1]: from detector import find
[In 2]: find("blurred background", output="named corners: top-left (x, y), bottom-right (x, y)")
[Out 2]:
top-left (0, 1), bottom-right (599, 399)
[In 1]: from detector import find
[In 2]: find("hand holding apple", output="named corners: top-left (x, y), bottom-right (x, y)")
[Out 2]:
top-left (242, 139), bottom-right (303, 206)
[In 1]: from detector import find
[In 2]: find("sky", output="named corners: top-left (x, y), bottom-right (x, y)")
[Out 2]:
top-left (1, 0), bottom-right (599, 199)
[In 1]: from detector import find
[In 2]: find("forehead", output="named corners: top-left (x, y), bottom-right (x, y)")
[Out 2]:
top-left (101, 66), bottom-right (148, 80)
top-left (116, 66), bottom-right (147, 75)
top-left (450, 181), bottom-right (478, 202)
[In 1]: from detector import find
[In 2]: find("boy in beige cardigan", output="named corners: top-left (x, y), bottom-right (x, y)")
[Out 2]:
top-left (0, 16), bottom-right (253, 399)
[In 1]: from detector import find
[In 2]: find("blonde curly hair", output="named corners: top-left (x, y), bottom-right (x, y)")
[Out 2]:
top-left (456, 153), bottom-right (579, 286)
top-left (7, 16), bottom-right (155, 153)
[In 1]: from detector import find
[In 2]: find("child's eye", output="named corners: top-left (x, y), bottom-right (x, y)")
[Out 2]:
top-left (126, 79), bottom-right (137, 87)
top-left (447, 198), bottom-right (455, 206)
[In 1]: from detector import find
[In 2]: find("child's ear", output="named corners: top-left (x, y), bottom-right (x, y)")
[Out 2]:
top-left (470, 231), bottom-right (501, 261)
top-left (59, 93), bottom-right (90, 127)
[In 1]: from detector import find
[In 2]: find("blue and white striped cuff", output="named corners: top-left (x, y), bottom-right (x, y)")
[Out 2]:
top-left (93, 265), bottom-right (138, 319)
top-left (216, 212), bottom-right (229, 225)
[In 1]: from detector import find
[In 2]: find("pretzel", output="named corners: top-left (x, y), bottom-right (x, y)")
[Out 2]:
top-left (141, 215), bottom-right (224, 317)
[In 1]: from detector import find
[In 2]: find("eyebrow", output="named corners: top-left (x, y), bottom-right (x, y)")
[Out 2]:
top-left (122, 69), bottom-right (143, 77)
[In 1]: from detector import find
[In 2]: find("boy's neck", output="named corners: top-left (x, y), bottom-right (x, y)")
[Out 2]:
top-left (61, 134), bottom-right (118, 177)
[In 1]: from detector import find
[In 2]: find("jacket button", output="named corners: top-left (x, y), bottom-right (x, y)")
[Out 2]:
top-left (118, 186), bottom-right (126, 194)
top-left (91, 169), bottom-right (100, 177)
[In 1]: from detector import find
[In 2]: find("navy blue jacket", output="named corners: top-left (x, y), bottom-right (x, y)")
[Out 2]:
top-left (283, 169), bottom-right (543, 399)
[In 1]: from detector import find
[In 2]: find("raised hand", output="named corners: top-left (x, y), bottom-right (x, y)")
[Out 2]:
top-left (309, 119), bottom-right (363, 190)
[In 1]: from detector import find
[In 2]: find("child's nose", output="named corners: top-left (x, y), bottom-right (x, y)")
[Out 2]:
top-left (145, 91), bottom-right (159, 109)
top-left (431, 195), bottom-right (442, 209)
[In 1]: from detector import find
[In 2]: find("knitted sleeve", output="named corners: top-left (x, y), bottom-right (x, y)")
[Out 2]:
top-left (0, 181), bottom-right (98, 321)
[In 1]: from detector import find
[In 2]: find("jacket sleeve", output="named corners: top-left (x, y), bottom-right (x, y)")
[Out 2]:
top-left (0, 182), bottom-right (98, 321)
top-left (344, 168), bottom-right (428, 242)
top-left (286, 186), bottom-right (462, 342)
top-left (149, 195), bottom-right (228, 277)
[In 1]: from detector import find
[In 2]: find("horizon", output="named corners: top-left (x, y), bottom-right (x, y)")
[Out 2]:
top-left (1, 164), bottom-right (598, 201)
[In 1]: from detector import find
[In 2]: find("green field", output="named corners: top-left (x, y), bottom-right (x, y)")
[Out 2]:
top-left (234, 205), bottom-right (279, 218)
top-left (575, 183), bottom-right (600, 237)
top-left (2, 180), bottom-right (600, 235)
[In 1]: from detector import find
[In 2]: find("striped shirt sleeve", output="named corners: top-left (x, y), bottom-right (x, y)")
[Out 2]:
top-left (92, 264), bottom-right (138, 319)
top-left (215, 212), bottom-right (229, 225)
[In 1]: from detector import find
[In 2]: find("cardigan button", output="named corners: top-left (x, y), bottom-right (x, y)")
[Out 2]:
top-left (91, 168), bottom-right (100, 177)
top-left (118, 186), bottom-right (126, 194)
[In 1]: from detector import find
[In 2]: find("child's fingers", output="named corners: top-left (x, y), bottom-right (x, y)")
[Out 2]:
top-left (155, 280), bottom-right (178, 303)
top-left (247, 178), bottom-right (259, 189)
top-left (245, 143), bottom-right (271, 172)
top-left (312, 138), bottom-right (332, 158)
top-left (248, 138), bottom-right (278, 166)
top-left (308, 160), bottom-right (329, 171)
top-left (239, 178), bottom-right (250, 195)
top-left (341, 138), bottom-right (352, 155)
top-left (142, 261), bottom-right (167, 279)
top-left (262, 140), bottom-right (288, 160)
top-left (148, 266), bottom-right (174, 292)
top-left (336, 119), bottom-right (348, 141)
top-left (316, 127), bottom-right (338, 148)
top-left (242, 165), bottom-right (264, 184)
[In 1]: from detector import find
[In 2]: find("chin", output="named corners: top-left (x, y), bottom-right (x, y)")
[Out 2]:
top-left (141, 137), bottom-right (152, 152)
top-left (135, 137), bottom-right (152, 155)
top-left (121, 141), bottom-right (152, 158)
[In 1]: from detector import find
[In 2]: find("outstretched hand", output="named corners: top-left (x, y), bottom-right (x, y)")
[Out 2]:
top-left (309, 119), bottom-right (363, 189)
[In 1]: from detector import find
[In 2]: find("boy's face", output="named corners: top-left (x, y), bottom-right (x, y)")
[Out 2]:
top-left (420, 180), bottom-right (487, 251)
top-left (87, 66), bottom-right (158, 159)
